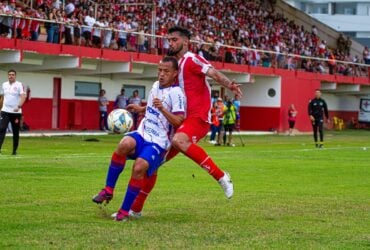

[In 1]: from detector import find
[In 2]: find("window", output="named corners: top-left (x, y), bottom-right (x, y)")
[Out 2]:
top-left (334, 3), bottom-right (357, 15)
top-left (307, 3), bottom-right (328, 14)
top-left (123, 85), bottom-right (146, 100)
top-left (75, 81), bottom-right (101, 97)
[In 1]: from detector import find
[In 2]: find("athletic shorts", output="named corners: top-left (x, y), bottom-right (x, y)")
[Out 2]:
top-left (82, 31), bottom-right (91, 41)
top-left (92, 35), bottom-right (101, 46)
top-left (126, 131), bottom-right (166, 177)
top-left (288, 120), bottom-right (295, 129)
top-left (224, 124), bottom-right (235, 133)
top-left (176, 117), bottom-right (210, 143)
top-left (118, 38), bottom-right (127, 48)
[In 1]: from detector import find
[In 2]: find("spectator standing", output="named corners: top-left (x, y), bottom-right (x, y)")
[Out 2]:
top-left (46, 8), bottom-right (59, 43)
top-left (114, 88), bottom-right (128, 109)
top-left (1, 0), bottom-right (15, 38)
top-left (98, 89), bottom-right (109, 131)
top-left (363, 46), bottom-right (370, 65)
top-left (30, 8), bottom-right (43, 41)
top-left (0, 69), bottom-right (26, 155)
top-left (210, 98), bottom-right (224, 145)
top-left (288, 104), bottom-right (297, 136)
top-left (344, 37), bottom-right (352, 56)
top-left (128, 89), bottom-right (142, 130)
top-left (82, 11), bottom-right (95, 47)
top-left (92, 16), bottom-right (105, 48)
top-left (64, 0), bottom-right (75, 18)
top-left (222, 100), bottom-right (237, 146)
top-left (336, 34), bottom-right (345, 53)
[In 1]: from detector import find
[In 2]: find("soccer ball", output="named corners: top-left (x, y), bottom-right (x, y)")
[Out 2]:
top-left (107, 109), bottom-right (133, 134)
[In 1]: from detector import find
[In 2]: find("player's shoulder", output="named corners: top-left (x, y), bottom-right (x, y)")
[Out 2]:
top-left (151, 80), bottom-right (160, 89)
top-left (170, 84), bottom-right (184, 94)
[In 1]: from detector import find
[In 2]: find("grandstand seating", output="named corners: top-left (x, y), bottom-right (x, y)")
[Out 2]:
top-left (0, 0), bottom-right (369, 76)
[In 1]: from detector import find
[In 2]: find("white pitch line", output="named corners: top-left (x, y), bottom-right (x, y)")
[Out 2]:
top-left (0, 146), bottom-right (369, 161)
top-left (260, 146), bottom-right (370, 153)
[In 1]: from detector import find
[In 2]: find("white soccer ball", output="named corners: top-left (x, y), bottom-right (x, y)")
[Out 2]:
top-left (107, 109), bottom-right (133, 134)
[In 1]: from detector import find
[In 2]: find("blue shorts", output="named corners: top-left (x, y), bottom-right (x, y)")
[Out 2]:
top-left (118, 38), bottom-right (127, 48)
top-left (126, 132), bottom-right (166, 177)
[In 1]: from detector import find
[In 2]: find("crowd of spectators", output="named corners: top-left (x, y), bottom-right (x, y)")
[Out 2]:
top-left (0, 0), bottom-right (369, 76)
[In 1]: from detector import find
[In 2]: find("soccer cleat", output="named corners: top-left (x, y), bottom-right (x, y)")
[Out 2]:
top-left (129, 209), bottom-right (142, 219)
top-left (218, 172), bottom-right (234, 199)
top-left (112, 210), bottom-right (129, 222)
top-left (92, 189), bottom-right (113, 204)
top-left (318, 144), bottom-right (323, 148)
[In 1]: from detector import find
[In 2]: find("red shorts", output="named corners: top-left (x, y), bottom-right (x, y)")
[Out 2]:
top-left (176, 117), bottom-right (210, 143)
top-left (165, 117), bottom-right (210, 162)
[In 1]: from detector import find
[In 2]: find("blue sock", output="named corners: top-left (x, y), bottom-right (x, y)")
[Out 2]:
top-left (121, 178), bottom-right (143, 212)
top-left (105, 152), bottom-right (126, 191)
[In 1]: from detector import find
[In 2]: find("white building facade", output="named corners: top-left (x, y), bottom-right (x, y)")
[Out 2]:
top-left (284, 0), bottom-right (370, 46)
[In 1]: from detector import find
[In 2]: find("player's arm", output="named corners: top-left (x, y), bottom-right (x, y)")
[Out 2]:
top-left (152, 98), bottom-right (184, 128)
top-left (206, 67), bottom-right (242, 97)
top-left (308, 100), bottom-right (314, 121)
top-left (323, 100), bottom-right (329, 121)
top-left (126, 104), bottom-right (146, 113)
top-left (14, 93), bottom-right (26, 112)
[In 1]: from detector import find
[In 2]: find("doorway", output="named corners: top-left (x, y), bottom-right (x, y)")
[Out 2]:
top-left (52, 78), bottom-right (61, 129)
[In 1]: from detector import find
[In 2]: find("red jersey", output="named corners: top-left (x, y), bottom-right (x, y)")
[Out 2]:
top-left (178, 52), bottom-right (213, 122)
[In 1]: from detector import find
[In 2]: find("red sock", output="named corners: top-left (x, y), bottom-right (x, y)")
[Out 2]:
top-left (130, 174), bottom-right (158, 213)
top-left (165, 147), bottom-right (180, 162)
top-left (184, 143), bottom-right (224, 180)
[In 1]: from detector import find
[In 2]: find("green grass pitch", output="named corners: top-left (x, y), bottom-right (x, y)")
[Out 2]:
top-left (0, 131), bottom-right (369, 249)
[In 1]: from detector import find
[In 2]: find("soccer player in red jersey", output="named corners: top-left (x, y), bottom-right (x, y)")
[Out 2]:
top-left (129, 26), bottom-right (242, 217)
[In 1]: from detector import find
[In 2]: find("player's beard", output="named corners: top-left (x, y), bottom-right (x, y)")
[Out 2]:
top-left (167, 44), bottom-right (183, 56)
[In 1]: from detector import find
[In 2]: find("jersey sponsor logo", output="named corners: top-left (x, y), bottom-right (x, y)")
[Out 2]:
top-left (147, 106), bottom-right (160, 117)
top-left (144, 126), bottom-right (160, 137)
top-left (146, 118), bottom-right (159, 127)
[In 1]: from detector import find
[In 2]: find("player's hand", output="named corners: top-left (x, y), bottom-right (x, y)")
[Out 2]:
top-left (152, 98), bottom-right (164, 111)
top-left (126, 104), bottom-right (142, 113)
top-left (13, 107), bottom-right (19, 112)
top-left (229, 80), bottom-right (242, 97)
top-left (310, 115), bottom-right (315, 121)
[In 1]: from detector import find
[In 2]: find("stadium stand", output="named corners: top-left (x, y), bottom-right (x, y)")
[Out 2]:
top-left (0, 0), bottom-right (369, 76)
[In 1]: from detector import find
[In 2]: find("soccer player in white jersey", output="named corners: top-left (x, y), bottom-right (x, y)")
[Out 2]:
top-left (0, 69), bottom-right (26, 155)
top-left (92, 57), bottom-right (185, 221)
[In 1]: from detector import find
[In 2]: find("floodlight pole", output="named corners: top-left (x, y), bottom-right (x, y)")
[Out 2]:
top-left (151, 1), bottom-right (156, 53)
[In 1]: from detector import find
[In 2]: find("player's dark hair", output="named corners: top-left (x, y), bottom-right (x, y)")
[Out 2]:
top-left (161, 56), bottom-right (179, 71)
top-left (8, 69), bottom-right (16, 75)
top-left (168, 26), bottom-right (191, 40)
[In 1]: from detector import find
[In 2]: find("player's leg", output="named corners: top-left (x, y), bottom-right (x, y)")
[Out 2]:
top-left (92, 135), bottom-right (136, 204)
top-left (114, 158), bottom-right (148, 221)
top-left (130, 147), bottom-right (178, 216)
top-left (318, 121), bottom-right (324, 148)
top-left (312, 121), bottom-right (318, 147)
top-left (9, 113), bottom-right (21, 155)
top-left (130, 172), bottom-right (157, 215)
top-left (114, 143), bottom-right (164, 221)
top-left (102, 111), bottom-right (108, 130)
top-left (0, 112), bottom-right (10, 153)
top-left (172, 118), bottom-right (233, 198)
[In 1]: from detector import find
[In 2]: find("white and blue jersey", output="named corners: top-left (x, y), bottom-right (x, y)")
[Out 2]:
top-left (136, 81), bottom-right (185, 150)
top-left (126, 81), bottom-right (185, 176)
